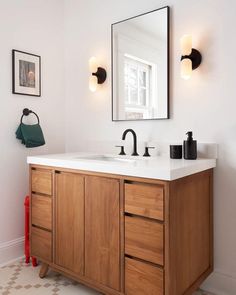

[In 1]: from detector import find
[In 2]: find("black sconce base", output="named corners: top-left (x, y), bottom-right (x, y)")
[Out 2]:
top-left (92, 67), bottom-right (107, 84)
top-left (181, 48), bottom-right (202, 70)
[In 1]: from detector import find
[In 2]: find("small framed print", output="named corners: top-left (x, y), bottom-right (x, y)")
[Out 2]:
top-left (12, 50), bottom-right (41, 97)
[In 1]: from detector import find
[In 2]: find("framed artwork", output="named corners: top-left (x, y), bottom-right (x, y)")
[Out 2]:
top-left (12, 50), bottom-right (41, 97)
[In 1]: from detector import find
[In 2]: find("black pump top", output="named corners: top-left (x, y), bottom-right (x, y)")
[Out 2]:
top-left (186, 131), bottom-right (193, 141)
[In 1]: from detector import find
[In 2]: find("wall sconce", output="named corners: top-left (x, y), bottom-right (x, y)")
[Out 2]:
top-left (180, 35), bottom-right (202, 80)
top-left (89, 57), bottom-right (107, 92)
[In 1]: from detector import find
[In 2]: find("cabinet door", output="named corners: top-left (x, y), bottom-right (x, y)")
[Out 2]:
top-left (55, 172), bottom-right (84, 275)
top-left (125, 257), bottom-right (163, 295)
top-left (85, 176), bottom-right (120, 291)
top-left (31, 169), bottom-right (52, 196)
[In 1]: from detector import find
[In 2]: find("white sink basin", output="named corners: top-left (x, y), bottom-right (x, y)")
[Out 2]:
top-left (74, 155), bottom-right (137, 163)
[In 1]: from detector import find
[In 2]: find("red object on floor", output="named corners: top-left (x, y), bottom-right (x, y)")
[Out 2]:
top-left (24, 196), bottom-right (38, 267)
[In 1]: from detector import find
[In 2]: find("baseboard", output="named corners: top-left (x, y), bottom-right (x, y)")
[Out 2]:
top-left (0, 237), bottom-right (24, 266)
top-left (201, 269), bottom-right (236, 295)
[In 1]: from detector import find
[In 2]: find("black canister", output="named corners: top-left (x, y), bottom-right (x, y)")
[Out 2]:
top-left (170, 145), bottom-right (182, 159)
top-left (183, 131), bottom-right (197, 160)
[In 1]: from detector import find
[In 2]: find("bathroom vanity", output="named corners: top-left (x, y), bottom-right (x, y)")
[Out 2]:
top-left (28, 153), bottom-right (216, 295)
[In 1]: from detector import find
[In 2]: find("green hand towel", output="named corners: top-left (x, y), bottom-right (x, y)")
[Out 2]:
top-left (16, 123), bottom-right (45, 148)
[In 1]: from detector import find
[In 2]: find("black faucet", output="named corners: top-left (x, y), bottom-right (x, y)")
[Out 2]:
top-left (122, 129), bottom-right (139, 156)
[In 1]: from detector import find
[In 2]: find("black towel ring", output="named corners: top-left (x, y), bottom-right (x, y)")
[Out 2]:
top-left (21, 108), bottom-right (40, 124)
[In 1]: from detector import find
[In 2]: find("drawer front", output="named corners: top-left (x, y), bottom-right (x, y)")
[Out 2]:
top-left (32, 194), bottom-right (52, 230)
top-left (125, 216), bottom-right (164, 265)
top-left (31, 169), bottom-right (52, 195)
top-left (125, 183), bottom-right (164, 220)
top-left (125, 257), bottom-right (163, 295)
top-left (31, 227), bottom-right (52, 262)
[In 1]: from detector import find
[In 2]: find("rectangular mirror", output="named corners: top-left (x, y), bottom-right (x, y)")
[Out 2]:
top-left (112, 6), bottom-right (169, 121)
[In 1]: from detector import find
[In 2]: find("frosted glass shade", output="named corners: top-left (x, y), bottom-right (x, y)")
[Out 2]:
top-left (181, 34), bottom-right (192, 56)
top-left (89, 56), bottom-right (98, 73)
top-left (89, 75), bottom-right (97, 92)
top-left (181, 58), bottom-right (192, 80)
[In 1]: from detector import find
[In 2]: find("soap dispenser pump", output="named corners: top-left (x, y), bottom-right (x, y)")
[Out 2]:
top-left (183, 131), bottom-right (197, 160)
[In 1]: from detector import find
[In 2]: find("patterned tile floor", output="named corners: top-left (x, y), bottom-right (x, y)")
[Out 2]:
top-left (0, 259), bottom-right (212, 295)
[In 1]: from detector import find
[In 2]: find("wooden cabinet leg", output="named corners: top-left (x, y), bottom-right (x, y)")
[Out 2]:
top-left (39, 263), bottom-right (49, 278)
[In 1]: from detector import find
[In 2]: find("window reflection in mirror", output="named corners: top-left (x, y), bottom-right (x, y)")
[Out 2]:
top-left (112, 6), bottom-right (169, 121)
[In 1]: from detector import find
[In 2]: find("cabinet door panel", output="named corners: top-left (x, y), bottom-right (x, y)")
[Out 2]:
top-left (125, 257), bottom-right (163, 295)
top-left (55, 172), bottom-right (84, 275)
top-left (85, 176), bottom-right (120, 291)
top-left (125, 216), bottom-right (164, 265)
top-left (31, 227), bottom-right (52, 262)
top-left (32, 194), bottom-right (52, 230)
top-left (125, 183), bottom-right (164, 220)
top-left (31, 169), bottom-right (52, 195)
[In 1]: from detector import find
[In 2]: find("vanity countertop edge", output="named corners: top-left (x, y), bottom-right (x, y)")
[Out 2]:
top-left (27, 153), bottom-right (216, 181)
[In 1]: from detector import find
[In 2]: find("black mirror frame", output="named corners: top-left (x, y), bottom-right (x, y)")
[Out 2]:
top-left (111, 6), bottom-right (170, 122)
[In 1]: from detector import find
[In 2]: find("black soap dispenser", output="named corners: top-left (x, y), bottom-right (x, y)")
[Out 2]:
top-left (183, 131), bottom-right (197, 160)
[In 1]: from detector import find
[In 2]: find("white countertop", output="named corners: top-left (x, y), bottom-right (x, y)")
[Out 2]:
top-left (27, 152), bottom-right (216, 181)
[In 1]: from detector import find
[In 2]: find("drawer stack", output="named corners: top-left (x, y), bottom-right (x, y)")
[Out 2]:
top-left (124, 182), bottom-right (164, 295)
top-left (30, 168), bottom-right (53, 262)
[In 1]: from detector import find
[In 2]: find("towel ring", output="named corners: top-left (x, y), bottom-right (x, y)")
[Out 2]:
top-left (21, 108), bottom-right (40, 124)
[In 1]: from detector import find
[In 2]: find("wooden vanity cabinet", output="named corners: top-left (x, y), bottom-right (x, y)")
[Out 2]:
top-left (30, 165), bottom-right (213, 295)
top-left (55, 172), bottom-right (85, 275)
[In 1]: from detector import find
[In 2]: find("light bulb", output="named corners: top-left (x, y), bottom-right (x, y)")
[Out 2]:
top-left (181, 34), bottom-right (192, 56)
top-left (89, 75), bottom-right (97, 92)
top-left (89, 56), bottom-right (98, 73)
top-left (181, 58), bottom-right (192, 80)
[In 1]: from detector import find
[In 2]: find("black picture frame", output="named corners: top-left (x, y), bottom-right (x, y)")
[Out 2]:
top-left (12, 49), bottom-right (41, 97)
top-left (111, 6), bottom-right (170, 121)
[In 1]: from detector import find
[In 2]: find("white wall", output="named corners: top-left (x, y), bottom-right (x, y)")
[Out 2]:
top-left (0, 0), bottom-right (65, 263)
top-left (64, 0), bottom-right (236, 294)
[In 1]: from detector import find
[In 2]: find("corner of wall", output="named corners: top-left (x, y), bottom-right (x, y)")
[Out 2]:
top-left (0, 237), bottom-right (24, 267)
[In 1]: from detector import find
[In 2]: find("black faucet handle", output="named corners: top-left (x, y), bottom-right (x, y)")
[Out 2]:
top-left (143, 146), bottom-right (155, 157)
top-left (115, 145), bottom-right (126, 155)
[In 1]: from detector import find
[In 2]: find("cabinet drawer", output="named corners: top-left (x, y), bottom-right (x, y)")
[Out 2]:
top-left (31, 169), bottom-right (52, 195)
top-left (32, 194), bottom-right (52, 230)
top-left (125, 257), bottom-right (163, 295)
top-left (125, 183), bottom-right (164, 220)
top-left (31, 227), bottom-right (52, 262)
top-left (125, 216), bottom-right (164, 265)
